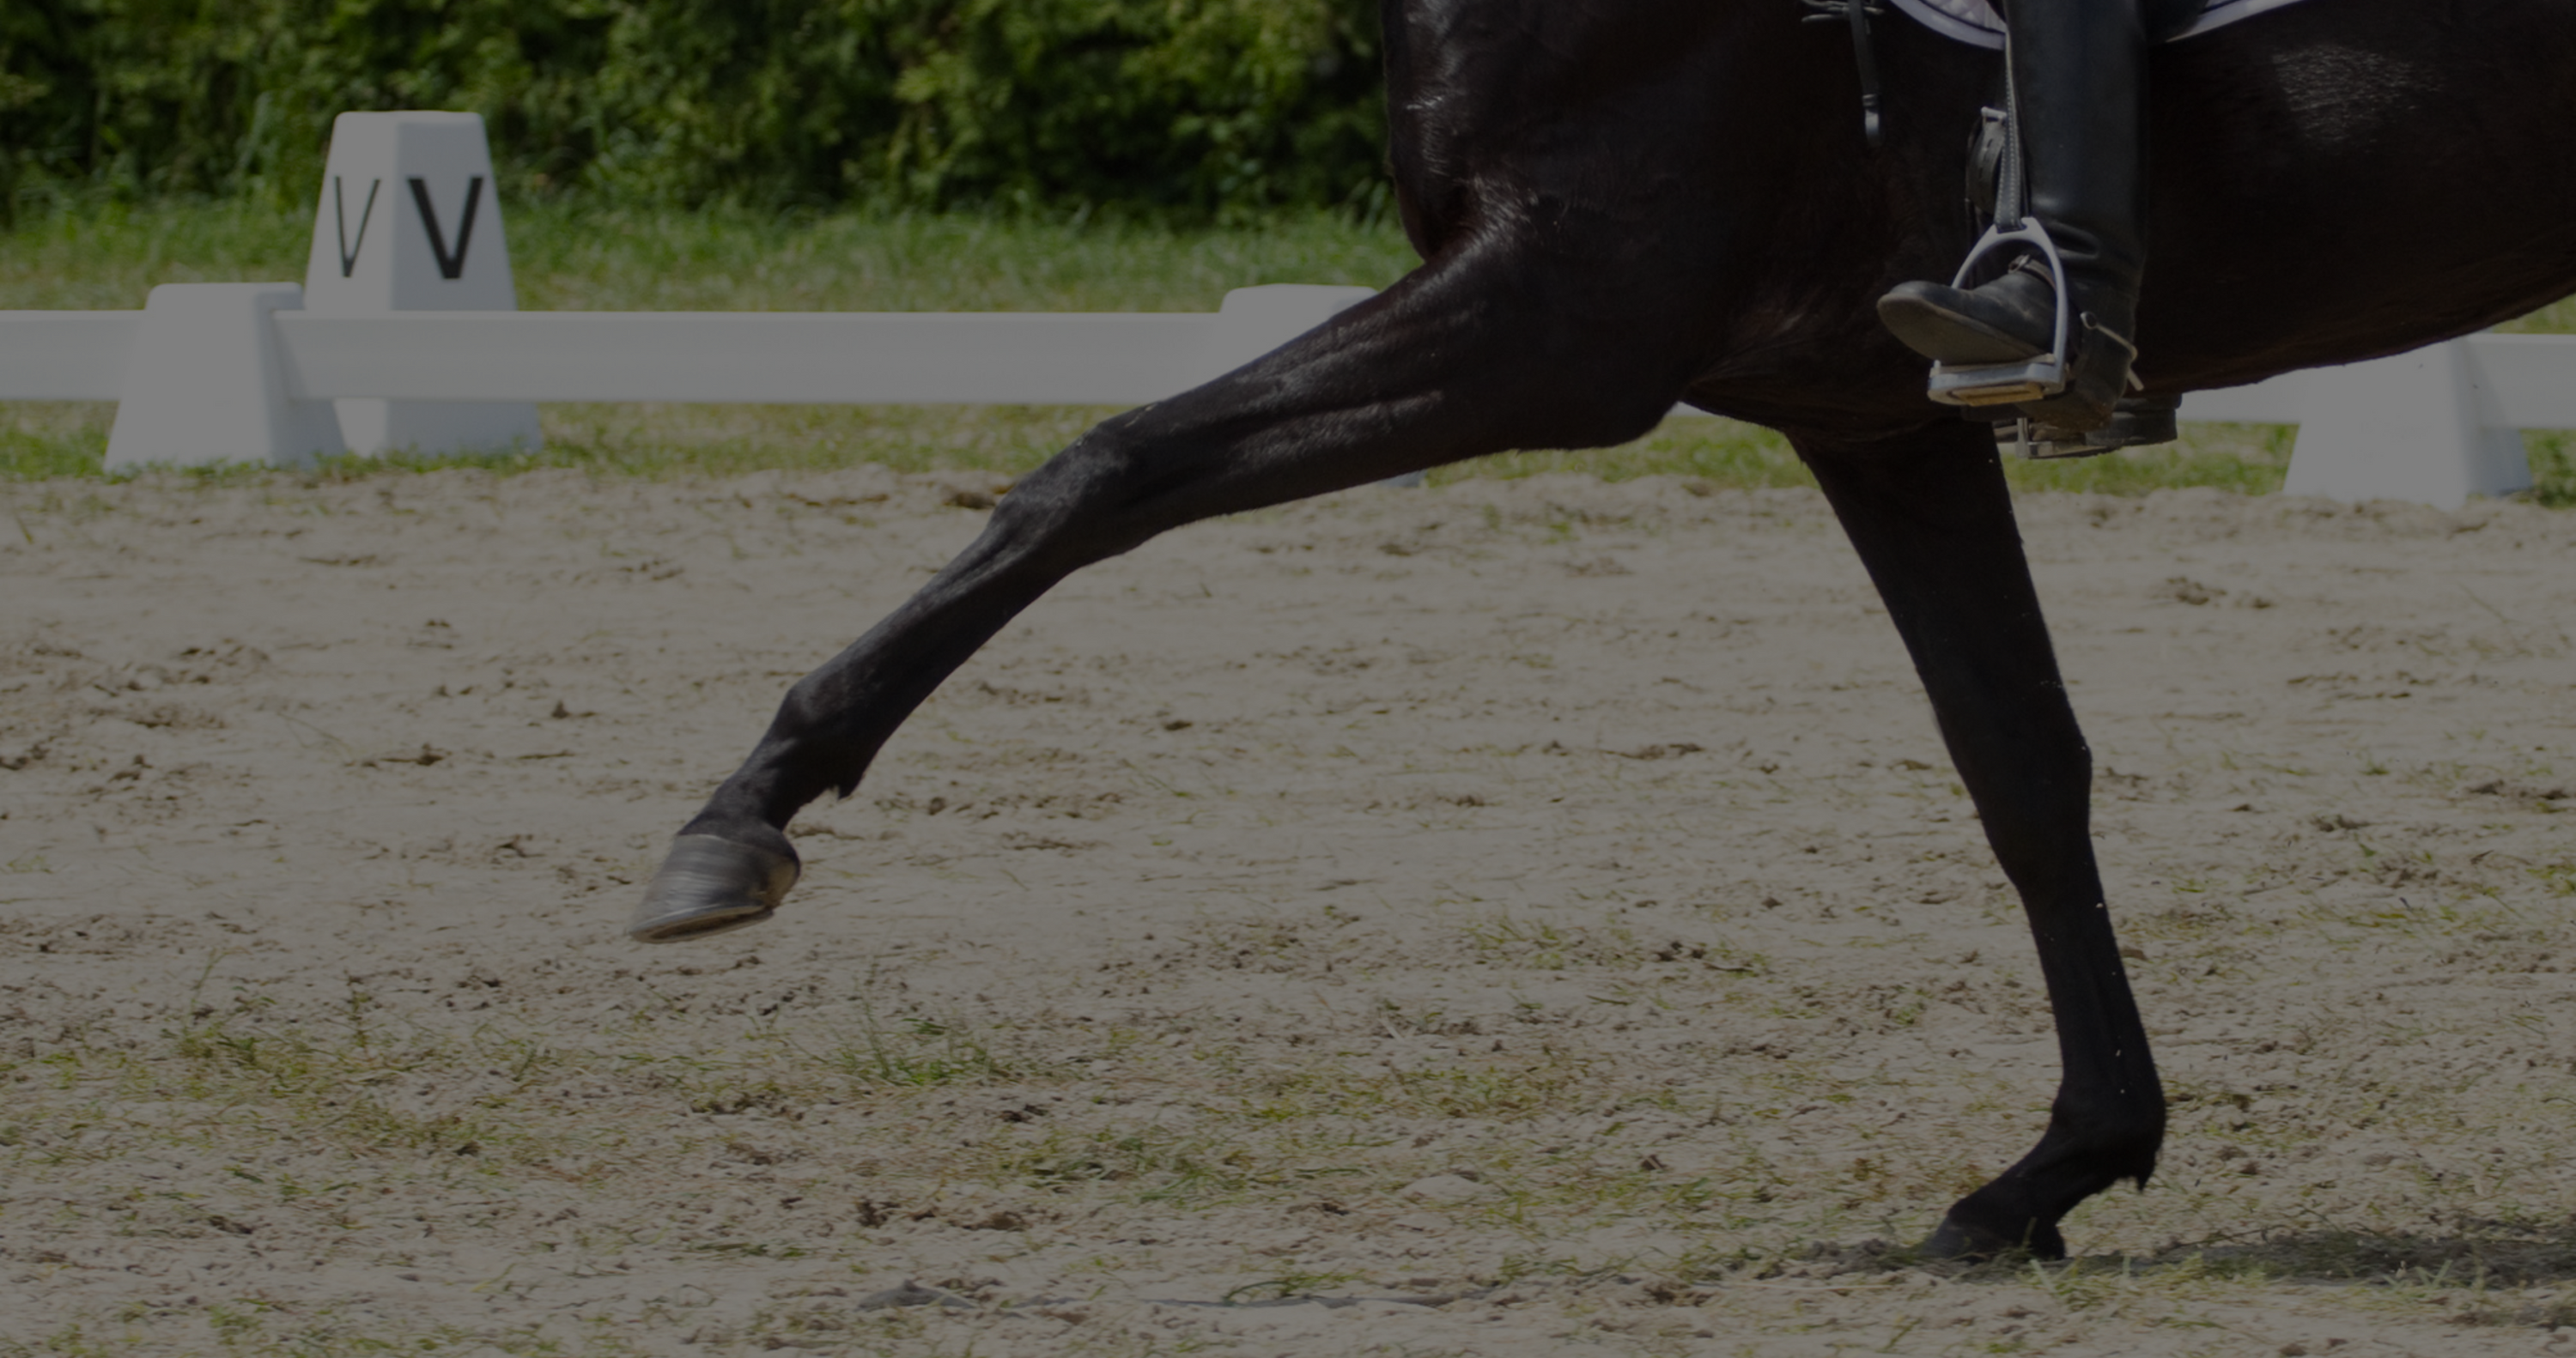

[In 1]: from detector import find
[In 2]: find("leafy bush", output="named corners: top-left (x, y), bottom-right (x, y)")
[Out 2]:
top-left (0, 0), bottom-right (1388, 221)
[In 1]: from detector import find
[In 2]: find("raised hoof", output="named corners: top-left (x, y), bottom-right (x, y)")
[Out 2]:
top-left (1917, 1214), bottom-right (2068, 1264)
top-left (628, 834), bottom-right (799, 943)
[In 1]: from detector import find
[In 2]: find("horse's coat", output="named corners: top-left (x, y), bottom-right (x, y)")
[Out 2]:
top-left (641, 0), bottom-right (2576, 1256)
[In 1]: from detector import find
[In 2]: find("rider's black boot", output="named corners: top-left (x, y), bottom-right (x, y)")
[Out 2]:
top-left (1876, 0), bottom-right (2148, 431)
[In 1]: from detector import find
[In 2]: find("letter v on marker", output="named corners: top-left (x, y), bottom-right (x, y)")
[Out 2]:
top-left (408, 176), bottom-right (484, 282)
top-left (333, 177), bottom-right (381, 278)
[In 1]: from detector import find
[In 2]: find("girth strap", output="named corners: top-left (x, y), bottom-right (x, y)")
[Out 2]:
top-left (1802, 0), bottom-right (1889, 151)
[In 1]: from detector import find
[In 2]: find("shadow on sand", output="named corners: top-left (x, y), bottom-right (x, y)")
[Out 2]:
top-left (1763, 1224), bottom-right (2576, 1326)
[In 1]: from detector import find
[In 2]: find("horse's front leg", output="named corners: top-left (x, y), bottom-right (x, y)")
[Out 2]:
top-left (1797, 420), bottom-right (2164, 1259)
top-left (628, 234), bottom-right (1704, 942)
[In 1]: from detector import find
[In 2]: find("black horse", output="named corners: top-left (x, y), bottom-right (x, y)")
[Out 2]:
top-left (629, 0), bottom-right (2576, 1258)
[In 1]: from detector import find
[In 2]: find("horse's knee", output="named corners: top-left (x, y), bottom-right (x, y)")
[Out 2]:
top-left (1429, 276), bottom-right (1701, 449)
top-left (988, 424), bottom-right (1165, 560)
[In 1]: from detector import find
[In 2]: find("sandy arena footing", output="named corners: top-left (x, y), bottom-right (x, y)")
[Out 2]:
top-left (3, 469), bottom-right (2573, 1355)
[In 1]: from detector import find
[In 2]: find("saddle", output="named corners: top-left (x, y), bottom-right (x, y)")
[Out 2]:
top-left (1890, 0), bottom-right (2313, 49)
top-left (1814, 0), bottom-right (2324, 456)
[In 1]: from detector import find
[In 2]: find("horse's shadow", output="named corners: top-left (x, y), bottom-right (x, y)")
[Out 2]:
top-left (866, 1229), bottom-right (2576, 1325)
top-left (2165, 1222), bottom-right (2576, 1291)
top-left (1803, 1223), bottom-right (2576, 1313)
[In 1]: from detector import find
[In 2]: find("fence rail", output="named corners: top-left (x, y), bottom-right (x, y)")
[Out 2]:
top-left (1, 307), bottom-right (1225, 407)
top-left (3, 285), bottom-right (2569, 508)
top-left (2, 313), bottom-right (138, 402)
top-left (283, 312), bottom-right (1220, 407)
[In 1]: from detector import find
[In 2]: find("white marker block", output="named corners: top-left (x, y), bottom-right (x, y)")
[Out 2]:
top-left (304, 111), bottom-right (542, 458)
top-left (102, 283), bottom-right (346, 471)
top-left (2280, 340), bottom-right (2530, 510)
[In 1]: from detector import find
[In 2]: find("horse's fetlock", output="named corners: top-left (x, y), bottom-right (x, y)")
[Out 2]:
top-left (2058, 1122), bottom-right (2162, 1187)
top-left (2050, 1097), bottom-right (2162, 1143)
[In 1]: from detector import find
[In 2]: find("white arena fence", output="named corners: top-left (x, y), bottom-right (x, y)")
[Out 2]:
top-left (0, 280), bottom-right (1384, 471)
top-left (0, 110), bottom-right (2569, 508)
top-left (7, 288), bottom-right (2568, 510)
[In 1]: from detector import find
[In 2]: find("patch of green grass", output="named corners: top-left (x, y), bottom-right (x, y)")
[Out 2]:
top-left (26, 400), bottom-right (2555, 502)
top-left (1457, 916), bottom-right (1643, 971)
top-left (2004, 421), bottom-right (2299, 496)
top-left (526, 402), bottom-right (1114, 482)
top-left (1438, 416), bottom-right (2311, 502)
top-left (0, 198), bottom-right (316, 312)
top-left (2, 403), bottom-right (112, 482)
top-left (1431, 419), bottom-right (1813, 490)
top-left (0, 196), bottom-right (1418, 314)
top-left (0, 400), bottom-right (1103, 484)
top-left (2498, 295), bottom-right (2576, 336)
top-left (156, 1006), bottom-right (548, 1161)
top-left (2525, 430), bottom-right (2576, 508)
top-left (506, 203), bottom-right (1419, 316)
top-left (993, 1123), bottom-right (1284, 1203)
top-left (819, 1001), bottom-right (1023, 1088)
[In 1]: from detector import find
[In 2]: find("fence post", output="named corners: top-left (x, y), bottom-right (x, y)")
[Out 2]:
top-left (102, 283), bottom-right (345, 471)
top-left (302, 112), bottom-right (542, 458)
top-left (2278, 340), bottom-right (2531, 509)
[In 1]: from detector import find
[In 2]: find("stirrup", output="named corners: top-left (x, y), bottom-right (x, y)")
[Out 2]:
top-left (1991, 394), bottom-right (2178, 461)
top-left (1925, 216), bottom-right (2074, 409)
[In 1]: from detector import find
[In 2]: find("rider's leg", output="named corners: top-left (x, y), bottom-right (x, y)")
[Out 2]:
top-left (1875, 0), bottom-right (2148, 429)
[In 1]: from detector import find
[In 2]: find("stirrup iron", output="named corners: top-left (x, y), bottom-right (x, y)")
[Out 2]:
top-left (1992, 391), bottom-right (2174, 460)
top-left (1926, 217), bottom-right (2075, 409)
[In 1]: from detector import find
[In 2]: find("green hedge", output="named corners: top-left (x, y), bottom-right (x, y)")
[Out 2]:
top-left (0, 0), bottom-right (1388, 221)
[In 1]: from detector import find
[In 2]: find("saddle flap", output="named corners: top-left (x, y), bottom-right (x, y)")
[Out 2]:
top-left (1888, 0), bottom-right (2315, 50)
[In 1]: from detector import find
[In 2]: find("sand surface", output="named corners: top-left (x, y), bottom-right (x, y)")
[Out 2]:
top-left (3, 466), bottom-right (2573, 1355)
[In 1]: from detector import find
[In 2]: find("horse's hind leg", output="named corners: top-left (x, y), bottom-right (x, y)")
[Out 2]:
top-left (1798, 421), bottom-right (2164, 1259)
top-left (630, 236), bottom-right (1700, 942)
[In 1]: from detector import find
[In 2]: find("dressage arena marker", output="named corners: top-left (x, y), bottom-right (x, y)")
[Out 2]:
top-left (298, 112), bottom-right (542, 463)
top-left (3, 110), bottom-right (2571, 506)
top-left (2190, 340), bottom-right (2553, 509)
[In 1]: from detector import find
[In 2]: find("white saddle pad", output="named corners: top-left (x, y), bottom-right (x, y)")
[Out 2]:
top-left (1888, 0), bottom-right (2312, 49)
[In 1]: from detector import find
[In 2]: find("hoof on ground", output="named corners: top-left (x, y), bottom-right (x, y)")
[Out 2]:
top-left (627, 834), bottom-right (799, 943)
